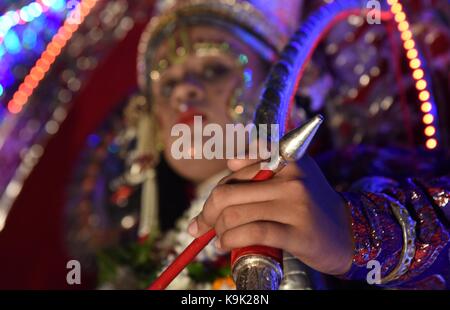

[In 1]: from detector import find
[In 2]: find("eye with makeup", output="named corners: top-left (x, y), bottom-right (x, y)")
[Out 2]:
top-left (156, 57), bottom-right (235, 99)
top-left (201, 60), bottom-right (233, 82)
top-left (159, 77), bottom-right (178, 98)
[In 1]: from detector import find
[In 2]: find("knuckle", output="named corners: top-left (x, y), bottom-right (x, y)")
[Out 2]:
top-left (202, 207), bottom-right (216, 227)
top-left (205, 184), bottom-right (230, 225)
top-left (221, 207), bottom-right (240, 230)
top-left (210, 184), bottom-right (227, 206)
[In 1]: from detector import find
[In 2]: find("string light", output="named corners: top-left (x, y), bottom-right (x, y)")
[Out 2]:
top-left (426, 138), bottom-right (437, 150)
top-left (415, 79), bottom-right (427, 91)
top-left (412, 69), bottom-right (424, 80)
top-left (394, 12), bottom-right (406, 23)
top-left (419, 90), bottom-right (430, 102)
top-left (422, 114), bottom-right (434, 125)
top-left (406, 48), bottom-right (417, 59)
top-left (424, 126), bottom-right (436, 137)
top-left (421, 102), bottom-right (432, 113)
top-left (390, 4), bottom-right (402, 14)
top-left (0, 1), bottom-right (74, 120)
top-left (7, 0), bottom-right (98, 114)
top-left (387, 0), bottom-right (439, 149)
top-left (397, 21), bottom-right (409, 32)
top-left (409, 58), bottom-right (421, 69)
top-left (403, 39), bottom-right (414, 50)
top-left (401, 30), bottom-right (412, 41)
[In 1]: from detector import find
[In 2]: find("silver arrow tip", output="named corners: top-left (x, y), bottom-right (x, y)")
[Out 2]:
top-left (279, 114), bottom-right (324, 161)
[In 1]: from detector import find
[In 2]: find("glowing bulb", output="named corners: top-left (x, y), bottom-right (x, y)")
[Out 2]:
top-left (8, 102), bottom-right (23, 114)
top-left (19, 8), bottom-right (33, 23)
top-left (47, 43), bottom-right (62, 56)
top-left (426, 138), bottom-right (437, 150)
top-left (409, 59), bottom-right (421, 69)
top-left (421, 102), bottom-right (432, 113)
top-left (398, 21), bottom-right (409, 32)
top-left (416, 80), bottom-right (427, 91)
top-left (57, 27), bottom-right (71, 40)
top-left (407, 49), bottom-right (418, 59)
top-left (395, 12), bottom-right (406, 23)
top-left (401, 30), bottom-right (412, 41)
top-left (419, 91), bottom-right (430, 102)
top-left (30, 67), bottom-right (45, 81)
top-left (413, 69), bottom-right (424, 80)
top-left (13, 91), bottom-right (28, 104)
top-left (42, 51), bottom-right (56, 64)
top-left (36, 59), bottom-right (50, 71)
top-left (53, 35), bottom-right (66, 46)
top-left (19, 84), bottom-right (32, 96)
top-left (422, 114), bottom-right (434, 124)
top-left (424, 126), bottom-right (436, 137)
top-left (403, 39), bottom-right (415, 50)
top-left (391, 4), bottom-right (402, 14)
top-left (28, 3), bottom-right (43, 18)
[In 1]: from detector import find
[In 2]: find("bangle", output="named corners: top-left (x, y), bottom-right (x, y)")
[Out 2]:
top-left (379, 194), bottom-right (416, 284)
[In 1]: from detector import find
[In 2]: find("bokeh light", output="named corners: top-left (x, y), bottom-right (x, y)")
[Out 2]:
top-left (5, 0), bottom-right (98, 114)
top-left (387, 0), bottom-right (439, 149)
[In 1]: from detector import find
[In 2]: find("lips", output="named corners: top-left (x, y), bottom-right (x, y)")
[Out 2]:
top-left (176, 108), bottom-right (207, 125)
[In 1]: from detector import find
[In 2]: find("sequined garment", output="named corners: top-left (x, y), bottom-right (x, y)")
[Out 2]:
top-left (320, 146), bottom-right (450, 289)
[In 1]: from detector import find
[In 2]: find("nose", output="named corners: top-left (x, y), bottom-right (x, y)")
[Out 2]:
top-left (171, 82), bottom-right (205, 112)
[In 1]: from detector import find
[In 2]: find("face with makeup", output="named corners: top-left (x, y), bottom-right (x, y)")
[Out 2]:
top-left (151, 25), bottom-right (270, 183)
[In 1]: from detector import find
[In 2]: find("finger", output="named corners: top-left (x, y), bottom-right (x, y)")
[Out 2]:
top-left (187, 213), bottom-right (211, 238)
top-left (214, 201), bottom-right (299, 235)
top-left (216, 221), bottom-right (295, 251)
top-left (223, 160), bottom-right (300, 185)
top-left (190, 179), bottom-right (285, 237)
top-left (194, 175), bottom-right (311, 237)
top-left (220, 160), bottom-right (263, 185)
top-left (229, 136), bottom-right (269, 171)
top-left (208, 178), bottom-right (300, 223)
top-left (227, 158), bottom-right (260, 172)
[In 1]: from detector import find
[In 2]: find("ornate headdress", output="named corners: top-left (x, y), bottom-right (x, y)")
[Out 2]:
top-left (137, 0), bottom-right (303, 99)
